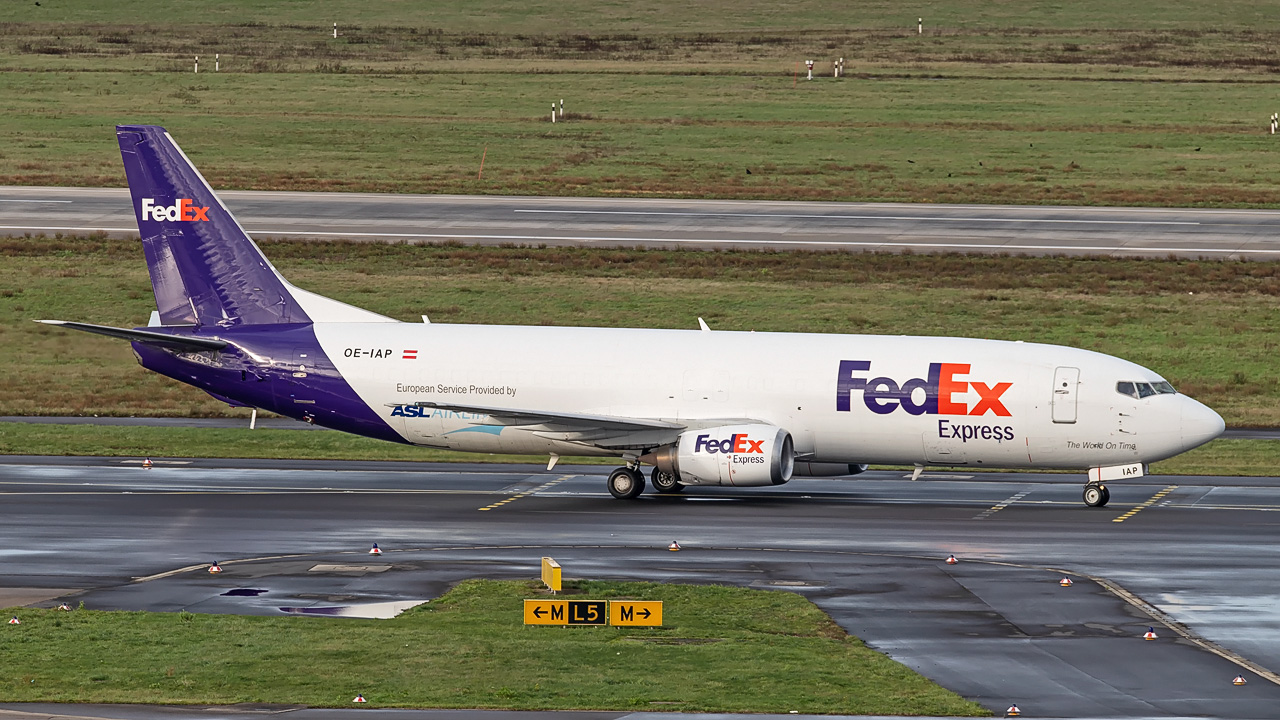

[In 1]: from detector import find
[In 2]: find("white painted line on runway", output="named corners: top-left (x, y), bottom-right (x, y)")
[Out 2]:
top-left (514, 209), bottom-right (1200, 226)
top-left (4, 225), bottom-right (1280, 255)
top-left (0, 199), bottom-right (72, 203)
top-left (972, 489), bottom-right (1030, 519)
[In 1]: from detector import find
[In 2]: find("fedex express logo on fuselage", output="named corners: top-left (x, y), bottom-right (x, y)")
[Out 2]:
top-left (836, 360), bottom-right (1012, 417)
top-left (141, 197), bottom-right (210, 222)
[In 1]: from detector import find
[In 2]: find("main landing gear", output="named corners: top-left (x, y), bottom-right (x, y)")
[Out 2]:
top-left (651, 468), bottom-right (685, 494)
top-left (1083, 483), bottom-right (1111, 508)
top-left (607, 466), bottom-right (645, 499)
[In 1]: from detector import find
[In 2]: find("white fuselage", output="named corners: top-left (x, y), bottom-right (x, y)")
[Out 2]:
top-left (317, 323), bottom-right (1223, 469)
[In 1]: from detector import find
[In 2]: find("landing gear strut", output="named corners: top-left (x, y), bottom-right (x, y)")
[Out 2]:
top-left (607, 466), bottom-right (645, 499)
top-left (1083, 483), bottom-right (1110, 508)
top-left (651, 467), bottom-right (684, 494)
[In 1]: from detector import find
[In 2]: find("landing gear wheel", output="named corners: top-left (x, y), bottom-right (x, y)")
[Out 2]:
top-left (608, 467), bottom-right (645, 499)
top-left (651, 468), bottom-right (684, 494)
top-left (1083, 483), bottom-right (1110, 508)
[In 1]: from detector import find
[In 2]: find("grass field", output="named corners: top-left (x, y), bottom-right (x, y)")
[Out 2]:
top-left (4, 236), bottom-right (1280, 424)
top-left (0, 579), bottom-right (986, 714)
top-left (4, 2), bottom-right (1280, 204)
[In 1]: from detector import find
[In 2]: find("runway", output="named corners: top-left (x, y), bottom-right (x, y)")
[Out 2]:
top-left (5, 186), bottom-right (1280, 258)
top-left (3, 456), bottom-right (1280, 718)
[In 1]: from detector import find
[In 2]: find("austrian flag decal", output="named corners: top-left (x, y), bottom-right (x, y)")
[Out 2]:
top-left (402, 349), bottom-right (418, 360)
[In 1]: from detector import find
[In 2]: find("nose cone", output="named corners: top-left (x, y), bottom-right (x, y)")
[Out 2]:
top-left (1181, 396), bottom-right (1225, 450)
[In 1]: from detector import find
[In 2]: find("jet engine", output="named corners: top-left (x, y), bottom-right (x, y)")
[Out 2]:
top-left (644, 424), bottom-right (794, 487)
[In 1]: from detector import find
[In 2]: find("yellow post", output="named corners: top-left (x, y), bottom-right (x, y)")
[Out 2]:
top-left (541, 556), bottom-right (561, 593)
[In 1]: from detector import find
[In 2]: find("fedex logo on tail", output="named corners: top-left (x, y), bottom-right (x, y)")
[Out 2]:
top-left (141, 198), bottom-right (210, 222)
top-left (836, 360), bottom-right (1013, 417)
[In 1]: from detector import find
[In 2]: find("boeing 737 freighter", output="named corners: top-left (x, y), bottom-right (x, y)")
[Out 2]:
top-left (43, 126), bottom-right (1225, 507)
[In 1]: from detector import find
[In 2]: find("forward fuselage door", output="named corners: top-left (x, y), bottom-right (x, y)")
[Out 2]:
top-left (1052, 366), bottom-right (1080, 424)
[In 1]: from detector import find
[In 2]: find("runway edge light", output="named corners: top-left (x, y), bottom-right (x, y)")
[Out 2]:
top-left (945, 554), bottom-right (957, 565)
top-left (57, 603), bottom-right (71, 611)
top-left (1143, 627), bottom-right (1158, 640)
top-left (369, 543), bottom-right (382, 556)
top-left (142, 457), bottom-right (153, 469)
top-left (208, 561), bottom-right (222, 574)
top-left (668, 540), bottom-right (681, 551)
top-left (1233, 675), bottom-right (1247, 685)
top-left (1005, 703), bottom-right (1020, 717)
top-left (353, 694), bottom-right (367, 703)
top-left (1059, 576), bottom-right (1073, 587)
top-left (7, 616), bottom-right (18, 625)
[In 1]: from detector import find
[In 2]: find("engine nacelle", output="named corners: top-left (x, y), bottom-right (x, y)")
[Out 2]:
top-left (793, 462), bottom-right (869, 477)
top-left (645, 424), bottom-right (794, 487)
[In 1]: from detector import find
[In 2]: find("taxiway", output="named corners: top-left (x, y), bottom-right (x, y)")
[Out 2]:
top-left (3, 456), bottom-right (1280, 718)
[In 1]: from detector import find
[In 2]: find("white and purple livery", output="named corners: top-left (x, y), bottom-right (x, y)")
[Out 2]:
top-left (43, 125), bottom-right (1225, 507)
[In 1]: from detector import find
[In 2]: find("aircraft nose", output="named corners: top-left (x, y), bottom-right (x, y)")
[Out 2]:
top-left (1181, 396), bottom-right (1225, 449)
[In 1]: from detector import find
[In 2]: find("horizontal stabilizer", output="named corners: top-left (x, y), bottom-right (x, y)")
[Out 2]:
top-left (37, 320), bottom-right (227, 352)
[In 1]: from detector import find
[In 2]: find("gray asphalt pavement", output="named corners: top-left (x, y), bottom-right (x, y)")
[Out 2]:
top-left (5, 187), bottom-right (1280, 258)
top-left (2, 456), bottom-right (1279, 718)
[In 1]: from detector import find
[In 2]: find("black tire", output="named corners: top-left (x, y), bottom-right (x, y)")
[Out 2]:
top-left (651, 468), bottom-right (684, 494)
top-left (608, 467), bottom-right (645, 499)
top-left (1083, 483), bottom-right (1109, 507)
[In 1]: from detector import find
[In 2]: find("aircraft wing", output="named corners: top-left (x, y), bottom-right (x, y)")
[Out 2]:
top-left (410, 401), bottom-right (759, 450)
top-left (37, 320), bottom-right (228, 352)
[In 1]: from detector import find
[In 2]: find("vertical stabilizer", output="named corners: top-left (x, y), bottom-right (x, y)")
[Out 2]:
top-left (117, 125), bottom-right (309, 327)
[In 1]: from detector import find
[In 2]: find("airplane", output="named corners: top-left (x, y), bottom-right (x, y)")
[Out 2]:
top-left (41, 125), bottom-right (1225, 508)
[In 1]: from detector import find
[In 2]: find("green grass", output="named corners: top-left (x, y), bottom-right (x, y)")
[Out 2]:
top-left (2, 0), bottom-right (1277, 32)
top-left (0, 422), bottom-right (1273, 477)
top-left (4, 236), bottom-right (1280, 424)
top-left (0, 579), bottom-right (985, 715)
top-left (4, 1), bottom-right (1280, 204)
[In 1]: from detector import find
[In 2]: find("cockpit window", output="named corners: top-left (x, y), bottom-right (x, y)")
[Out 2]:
top-left (1116, 380), bottom-right (1176, 399)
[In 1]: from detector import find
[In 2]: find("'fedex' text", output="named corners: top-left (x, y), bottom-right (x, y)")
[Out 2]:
top-left (837, 361), bottom-right (1013, 417)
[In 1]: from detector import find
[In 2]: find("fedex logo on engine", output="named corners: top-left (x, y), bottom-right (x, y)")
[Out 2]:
top-left (694, 434), bottom-right (764, 454)
top-left (836, 360), bottom-right (1013, 417)
top-left (141, 198), bottom-right (210, 222)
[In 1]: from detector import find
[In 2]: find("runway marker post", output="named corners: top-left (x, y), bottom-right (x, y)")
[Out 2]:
top-left (194, 55), bottom-right (198, 74)
top-left (478, 145), bottom-right (487, 179)
top-left (919, 17), bottom-right (924, 34)
top-left (551, 103), bottom-right (556, 123)
top-left (215, 54), bottom-right (219, 72)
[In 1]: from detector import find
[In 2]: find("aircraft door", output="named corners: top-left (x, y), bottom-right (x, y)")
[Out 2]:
top-left (1052, 367), bottom-right (1079, 424)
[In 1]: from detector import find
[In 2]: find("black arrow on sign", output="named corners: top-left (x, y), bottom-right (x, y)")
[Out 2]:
top-left (533, 606), bottom-right (546, 618)
top-left (638, 608), bottom-right (651, 619)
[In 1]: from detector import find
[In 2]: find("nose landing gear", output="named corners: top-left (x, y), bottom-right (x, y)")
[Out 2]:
top-left (1083, 482), bottom-right (1110, 507)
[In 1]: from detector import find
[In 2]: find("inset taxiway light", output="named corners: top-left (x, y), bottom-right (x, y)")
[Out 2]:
top-left (208, 561), bottom-right (223, 574)
top-left (142, 457), bottom-right (153, 469)
top-left (353, 694), bottom-right (367, 703)
top-left (1143, 627), bottom-right (1158, 640)
top-left (369, 543), bottom-right (382, 556)
top-left (668, 540), bottom-right (681, 551)
top-left (1059, 576), bottom-right (1073, 587)
top-left (1233, 675), bottom-right (1247, 685)
top-left (56, 603), bottom-right (71, 611)
top-left (945, 554), bottom-right (958, 565)
top-left (1005, 703), bottom-right (1020, 717)
top-left (7, 616), bottom-right (19, 625)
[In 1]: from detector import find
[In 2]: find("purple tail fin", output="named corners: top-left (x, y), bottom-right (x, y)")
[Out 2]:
top-left (117, 125), bottom-right (309, 327)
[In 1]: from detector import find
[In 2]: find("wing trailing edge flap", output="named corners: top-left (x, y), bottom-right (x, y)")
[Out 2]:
top-left (410, 401), bottom-right (764, 450)
top-left (36, 320), bottom-right (227, 352)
